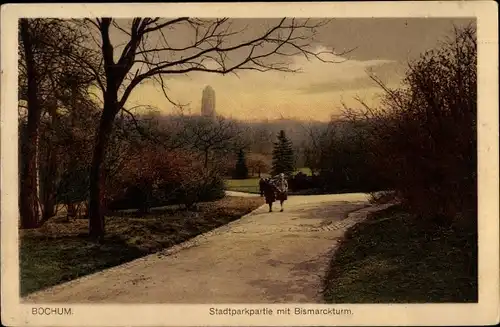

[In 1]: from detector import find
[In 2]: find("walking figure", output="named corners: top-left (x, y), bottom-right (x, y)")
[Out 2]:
top-left (259, 173), bottom-right (289, 212)
top-left (274, 173), bottom-right (289, 212)
top-left (259, 178), bottom-right (266, 197)
top-left (259, 177), bottom-right (276, 212)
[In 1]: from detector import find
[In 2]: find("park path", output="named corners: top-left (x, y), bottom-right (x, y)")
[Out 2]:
top-left (23, 193), bottom-right (383, 304)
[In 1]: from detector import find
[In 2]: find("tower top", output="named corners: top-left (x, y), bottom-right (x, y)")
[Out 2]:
top-left (203, 85), bottom-right (215, 92)
top-left (201, 85), bottom-right (216, 118)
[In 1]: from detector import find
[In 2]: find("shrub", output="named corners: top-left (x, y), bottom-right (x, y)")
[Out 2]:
top-left (233, 149), bottom-right (249, 179)
top-left (246, 153), bottom-right (271, 177)
top-left (172, 162), bottom-right (226, 209)
top-left (347, 26), bottom-right (477, 224)
top-left (197, 175), bottom-right (226, 202)
top-left (316, 120), bottom-right (388, 193)
top-left (288, 171), bottom-right (321, 191)
top-left (106, 147), bottom-right (225, 212)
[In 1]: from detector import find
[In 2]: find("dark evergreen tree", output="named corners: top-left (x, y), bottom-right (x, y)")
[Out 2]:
top-left (233, 148), bottom-right (249, 179)
top-left (272, 130), bottom-right (295, 177)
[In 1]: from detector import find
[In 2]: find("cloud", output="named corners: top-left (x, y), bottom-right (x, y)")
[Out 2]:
top-left (127, 46), bottom-right (402, 121)
top-left (288, 46), bottom-right (399, 93)
top-left (298, 62), bottom-right (404, 94)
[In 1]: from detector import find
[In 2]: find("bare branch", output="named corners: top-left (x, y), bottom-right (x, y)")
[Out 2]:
top-left (142, 17), bottom-right (190, 34)
top-left (153, 74), bottom-right (191, 111)
top-left (106, 18), bottom-right (351, 109)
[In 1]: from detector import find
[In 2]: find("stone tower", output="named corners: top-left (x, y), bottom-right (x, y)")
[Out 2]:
top-left (201, 85), bottom-right (216, 118)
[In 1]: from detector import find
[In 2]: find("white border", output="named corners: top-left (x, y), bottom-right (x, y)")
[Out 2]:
top-left (1, 2), bottom-right (499, 326)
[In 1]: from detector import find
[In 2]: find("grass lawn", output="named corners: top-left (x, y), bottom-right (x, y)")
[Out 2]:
top-left (20, 196), bottom-right (263, 296)
top-left (322, 205), bottom-right (477, 303)
top-left (225, 168), bottom-right (312, 194)
top-left (225, 178), bottom-right (261, 194)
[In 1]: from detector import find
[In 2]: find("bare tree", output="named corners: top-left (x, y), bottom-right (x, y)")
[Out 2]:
top-left (247, 152), bottom-right (271, 177)
top-left (299, 120), bottom-right (336, 176)
top-left (75, 17), bottom-right (349, 239)
top-left (179, 115), bottom-right (243, 168)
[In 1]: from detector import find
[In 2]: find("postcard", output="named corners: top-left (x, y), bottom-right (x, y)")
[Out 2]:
top-left (1, 1), bottom-right (498, 326)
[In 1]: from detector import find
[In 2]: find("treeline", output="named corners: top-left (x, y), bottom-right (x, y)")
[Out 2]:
top-left (302, 118), bottom-right (386, 193)
top-left (142, 113), bottom-right (330, 175)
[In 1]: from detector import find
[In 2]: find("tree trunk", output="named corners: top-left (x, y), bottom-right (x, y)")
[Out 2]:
top-left (39, 104), bottom-right (60, 224)
top-left (88, 98), bottom-right (117, 240)
top-left (88, 18), bottom-right (124, 240)
top-left (139, 188), bottom-right (152, 216)
top-left (40, 146), bottom-right (58, 222)
top-left (204, 150), bottom-right (209, 169)
top-left (67, 203), bottom-right (76, 218)
top-left (19, 19), bottom-right (42, 229)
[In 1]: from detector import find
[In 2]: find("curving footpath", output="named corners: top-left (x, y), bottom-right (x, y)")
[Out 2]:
top-left (23, 193), bottom-right (388, 304)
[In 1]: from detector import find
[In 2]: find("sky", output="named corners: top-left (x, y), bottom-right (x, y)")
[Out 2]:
top-left (117, 18), bottom-right (474, 122)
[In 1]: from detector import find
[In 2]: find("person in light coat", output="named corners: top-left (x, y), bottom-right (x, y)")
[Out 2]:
top-left (274, 173), bottom-right (288, 212)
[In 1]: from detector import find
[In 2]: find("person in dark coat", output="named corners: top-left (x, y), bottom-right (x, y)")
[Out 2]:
top-left (260, 178), bottom-right (277, 212)
top-left (259, 177), bottom-right (266, 197)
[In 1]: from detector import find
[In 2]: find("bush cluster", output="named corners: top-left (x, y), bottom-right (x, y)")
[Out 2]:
top-left (367, 26), bottom-right (477, 225)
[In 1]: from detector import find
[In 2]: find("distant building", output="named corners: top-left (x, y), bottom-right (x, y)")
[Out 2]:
top-left (201, 85), bottom-right (216, 118)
